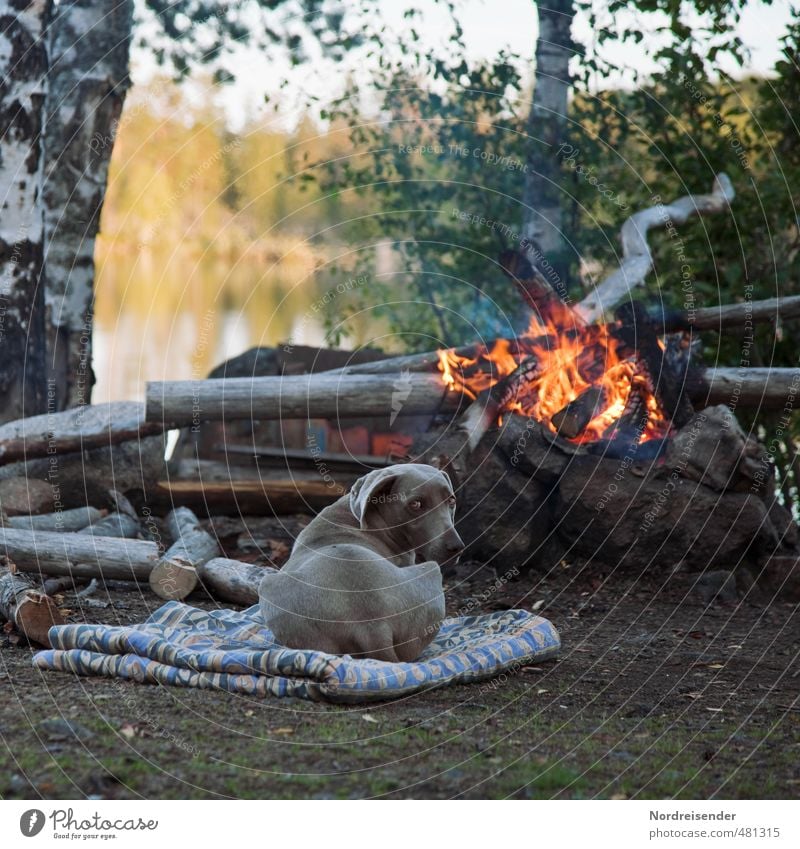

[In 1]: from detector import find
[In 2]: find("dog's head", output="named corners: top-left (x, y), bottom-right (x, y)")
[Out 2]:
top-left (349, 463), bottom-right (464, 565)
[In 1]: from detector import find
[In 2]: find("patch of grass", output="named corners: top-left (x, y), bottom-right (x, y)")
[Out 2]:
top-left (2, 681), bottom-right (797, 800)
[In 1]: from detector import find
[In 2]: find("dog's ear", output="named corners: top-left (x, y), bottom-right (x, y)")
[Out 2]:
top-left (349, 467), bottom-right (400, 529)
top-left (438, 468), bottom-right (454, 495)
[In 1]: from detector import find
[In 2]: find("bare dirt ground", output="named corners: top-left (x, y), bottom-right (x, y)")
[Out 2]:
top-left (1, 553), bottom-right (798, 800)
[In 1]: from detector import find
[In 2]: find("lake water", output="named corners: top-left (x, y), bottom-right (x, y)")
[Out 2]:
top-left (91, 239), bottom-right (334, 404)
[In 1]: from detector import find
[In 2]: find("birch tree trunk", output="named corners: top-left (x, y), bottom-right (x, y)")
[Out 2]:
top-left (521, 0), bottom-right (575, 283)
top-left (43, 0), bottom-right (133, 410)
top-left (0, 0), bottom-right (51, 423)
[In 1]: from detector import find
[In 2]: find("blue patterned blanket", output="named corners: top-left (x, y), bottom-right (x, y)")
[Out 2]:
top-left (32, 602), bottom-right (560, 703)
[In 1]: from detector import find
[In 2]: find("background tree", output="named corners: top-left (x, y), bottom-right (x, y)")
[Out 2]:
top-left (0, 1), bottom-right (50, 423)
top-left (44, 0), bottom-right (134, 412)
top-left (522, 0), bottom-right (575, 284)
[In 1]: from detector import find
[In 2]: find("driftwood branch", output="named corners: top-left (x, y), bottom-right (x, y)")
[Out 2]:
top-left (0, 568), bottom-right (64, 646)
top-left (148, 507), bottom-right (220, 601)
top-left (576, 173), bottom-right (735, 323)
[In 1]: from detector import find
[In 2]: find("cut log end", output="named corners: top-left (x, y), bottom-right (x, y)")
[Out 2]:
top-left (148, 558), bottom-right (198, 601)
top-left (13, 592), bottom-right (64, 647)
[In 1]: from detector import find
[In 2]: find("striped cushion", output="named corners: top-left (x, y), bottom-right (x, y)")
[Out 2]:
top-left (33, 602), bottom-right (560, 703)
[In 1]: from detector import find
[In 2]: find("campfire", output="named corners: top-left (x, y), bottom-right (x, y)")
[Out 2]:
top-left (436, 316), bottom-right (670, 446)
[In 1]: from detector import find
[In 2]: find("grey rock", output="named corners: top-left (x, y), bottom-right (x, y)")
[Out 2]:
top-left (693, 570), bottom-right (739, 604)
top-left (38, 718), bottom-right (95, 743)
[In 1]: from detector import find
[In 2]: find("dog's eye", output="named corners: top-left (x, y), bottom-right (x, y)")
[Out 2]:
top-left (448, 496), bottom-right (456, 509)
top-left (408, 499), bottom-right (422, 510)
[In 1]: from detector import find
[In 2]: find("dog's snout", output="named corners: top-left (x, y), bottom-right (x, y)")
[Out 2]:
top-left (446, 531), bottom-right (465, 553)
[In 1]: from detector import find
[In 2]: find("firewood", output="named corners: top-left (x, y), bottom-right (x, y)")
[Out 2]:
top-left (0, 527), bottom-right (160, 581)
top-left (456, 356), bottom-right (542, 452)
top-left (324, 342), bottom-right (498, 376)
top-left (414, 356), bottom-right (542, 483)
top-left (499, 248), bottom-right (576, 327)
top-left (0, 568), bottom-right (64, 647)
top-left (218, 443), bottom-right (391, 473)
top-left (150, 478), bottom-right (345, 517)
top-left (658, 294), bottom-right (800, 333)
top-left (78, 512), bottom-right (141, 539)
top-left (551, 385), bottom-right (607, 439)
top-left (148, 507), bottom-right (221, 601)
top-left (0, 401), bottom-right (164, 466)
top-left (6, 506), bottom-right (104, 532)
top-left (145, 372), bottom-right (459, 426)
top-left (697, 368), bottom-right (800, 408)
top-left (325, 294), bottom-right (799, 379)
top-left (198, 557), bottom-right (276, 606)
top-left (42, 575), bottom-right (82, 596)
top-left (602, 370), bottom-right (650, 442)
top-left (614, 301), bottom-right (695, 428)
top-left (576, 173), bottom-right (735, 323)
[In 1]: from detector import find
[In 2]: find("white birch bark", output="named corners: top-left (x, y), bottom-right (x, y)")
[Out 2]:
top-left (521, 1), bottom-right (575, 266)
top-left (43, 0), bottom-right (133, 409)
top-left (0, 0), bottom-right (51, 423)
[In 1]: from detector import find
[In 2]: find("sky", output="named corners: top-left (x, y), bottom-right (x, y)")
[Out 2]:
top-left (131, 0), bottom-right (798, 130)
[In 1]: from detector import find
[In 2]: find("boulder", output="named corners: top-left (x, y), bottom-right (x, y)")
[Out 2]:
top-left (555, 454), bottom-right (780, 570)
top-left (455, 439), bottom-right (553, 567)
top-left (0, 477), bottom-right (54, 516)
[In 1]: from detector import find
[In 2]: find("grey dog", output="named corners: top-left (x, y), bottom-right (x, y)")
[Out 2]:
top-left (259, 463), bottom-right (464, 661)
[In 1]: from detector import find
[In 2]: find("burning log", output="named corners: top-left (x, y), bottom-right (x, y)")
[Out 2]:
top-left (0, 568), bottom-right (64, 647)
top-left (0, 527), bottom-right (160, 581)
top-left (0, 401), bottom-right (164, 466)
top-left (146, 372), bottom-right (458, 425)
top-left (148, 507), bottom-right (220, 601)
top-left (198, 557), bottom-right (276, 606)
top-left (614, 301), bottom-right (696, 428)
top-left (551, 385), bottom-right (607, 439)
top-left (576, 173), bottom-right (735, 323)
top-left (456, 356), bottom-right (542, 452)
top-left (414, 356), bottom-right (542, 482)
top-left (499, 248), bottom-right (576, 327)
top-left (598, 369), bottom-right (653, 454)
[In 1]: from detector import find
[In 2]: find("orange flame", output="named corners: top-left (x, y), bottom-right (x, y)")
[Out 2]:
top-left (437, 316), bottom-right (669, 445)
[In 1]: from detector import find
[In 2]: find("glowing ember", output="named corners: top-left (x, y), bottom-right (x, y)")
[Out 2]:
top-left (437, 316), bottom-right (670, 444)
